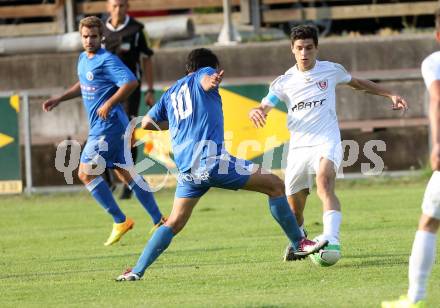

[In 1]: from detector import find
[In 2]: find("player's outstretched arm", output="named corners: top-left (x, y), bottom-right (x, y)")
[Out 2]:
top-left (201, 70), bottom-right (224, 91)
top-left (347, 77), bottom-right (409, 113)
top-left (42, 81), bottom-right (81, 112)
top-left (429, 80), bottom-right (440, 171)
top-left (141, 115), bottom-right (169, 131)
top-left (97, 80), bottom-right (139, 120)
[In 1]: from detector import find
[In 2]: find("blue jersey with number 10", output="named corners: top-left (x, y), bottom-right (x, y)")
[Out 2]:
top-left (148, 67), bottom-right (224, 173)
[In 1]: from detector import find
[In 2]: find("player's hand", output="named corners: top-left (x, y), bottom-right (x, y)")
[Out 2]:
top-left (390, 95), bottom-right (408, 115)
top-left (145, 90), bottom-right (155, 107)
top-left (249, 107), bottom-right (267, 128)
top-left (97, 103), bottom-right (111, 120)
top-left (431, 143), bottom-right (440, 171)
top-left (42, 97), bottom-right (60, 112)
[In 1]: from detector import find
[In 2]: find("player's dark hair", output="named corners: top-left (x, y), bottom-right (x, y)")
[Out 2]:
top-left (79, 16), bottom-right (104, 36)
top-left (290, 25), bottom-right (318, 47)
top-left (436, 8), bottom-right (440, 31)
top-left (185, 48), bottom-right (219, 74)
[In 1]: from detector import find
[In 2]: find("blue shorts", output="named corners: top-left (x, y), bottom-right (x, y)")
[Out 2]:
top-left (80, 133), bottom-right (132, 169)
top-left (175, 154), bottom-right (254, 198)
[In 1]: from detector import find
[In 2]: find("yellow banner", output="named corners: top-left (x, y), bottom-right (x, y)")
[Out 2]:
top-left (0, 180), bottom-right (23, 194)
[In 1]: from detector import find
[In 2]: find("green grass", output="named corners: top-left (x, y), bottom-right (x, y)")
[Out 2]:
top-left (0, 179), bottom-right (439, 307)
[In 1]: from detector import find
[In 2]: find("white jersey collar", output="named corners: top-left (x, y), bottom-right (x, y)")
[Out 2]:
top-left (287, 60), bottom-right (320, 75)
top-left (106, 15), bottom-right (130, 32)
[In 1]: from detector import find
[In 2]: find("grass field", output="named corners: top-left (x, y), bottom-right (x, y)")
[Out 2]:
top-left (1, 178), bottom-right (439, 307)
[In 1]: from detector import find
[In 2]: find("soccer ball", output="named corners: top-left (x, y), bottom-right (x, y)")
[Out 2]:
top-left (309, 236), bottom-right (341, 267)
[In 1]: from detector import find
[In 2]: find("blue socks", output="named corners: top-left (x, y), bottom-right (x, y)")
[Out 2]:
top-left (85, 175), bottom-right (162, 225)
top-left (86, 176), bottom-right (126, 223)
top-left (269, 195), bottom-right (302, 249)
top-left (128, 175), bottom-right (162, 224)
top-left (133, 225), bottom-right (174, 276)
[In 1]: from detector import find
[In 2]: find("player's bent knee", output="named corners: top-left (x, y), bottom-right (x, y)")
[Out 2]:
top-left (419, 215), bottom-right (440, 233)
top-left (77, 170), bottom-right (89, 184)
top-left (266, 175), bottom-right (285, 197)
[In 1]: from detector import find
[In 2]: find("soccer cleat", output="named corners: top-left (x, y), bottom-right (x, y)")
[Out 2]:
top-left (115, 268), bottom-right (140, 282)
top-left (381, 296), bottom-right (426, 308)
top-left (283, 238), bottom-right (329, 261)
top-left (149, 216), bottom-right (168, 234)
top-left (104, 217), bottom-right (135, 246)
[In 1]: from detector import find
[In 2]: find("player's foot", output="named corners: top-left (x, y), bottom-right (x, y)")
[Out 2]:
top-left (104, 217), bottom-right (135, 246)
top-left (283, 238), bottom-right (329, 261)
top-left (119, 186), bottom-right (132, 200)
top-left (115, 268), bottom-right (140, 282)
top-left (149, 216), bottom-right (168, 234)
top-left (381, 295), bottom-right (425, 308)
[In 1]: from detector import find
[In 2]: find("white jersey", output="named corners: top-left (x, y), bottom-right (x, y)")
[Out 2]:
top-left (263, 60), bottom-right (351, 148)
top-left (421, 53), bottom-right (440, 220)
top-left (421, 51), bottom-right (440, 88)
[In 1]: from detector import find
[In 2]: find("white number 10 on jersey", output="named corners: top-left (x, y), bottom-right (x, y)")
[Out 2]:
top-left (171, 83), bottom-right (193, 121)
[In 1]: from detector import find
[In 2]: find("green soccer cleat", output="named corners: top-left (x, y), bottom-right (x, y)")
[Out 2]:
top-left (381, 295), bottom-right (426, 308)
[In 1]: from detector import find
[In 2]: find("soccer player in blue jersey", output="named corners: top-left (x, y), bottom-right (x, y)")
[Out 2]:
top-left (116, 48), bottom-right (329, 281)
top-left (42, 16), bottom-right (165, 246)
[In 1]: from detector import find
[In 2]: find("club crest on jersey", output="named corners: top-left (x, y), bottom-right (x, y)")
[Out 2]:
top-left (316, 79), bottom-right (328, 91)
top-left (86, 71), bottom-right (94, 81)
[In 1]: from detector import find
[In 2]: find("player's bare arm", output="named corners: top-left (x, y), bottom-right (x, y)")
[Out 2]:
top-left (42, 81), bottom-right (81, 112)
top-left (429, 80), bottom-right (440, 171)
top-left (143, 57), bottom-right (155, 107)
top-left (141, 115), bottom-right (169, 131)
top-left (97, 79), bottom-right (139, 119)
top-left (200, 70), bottom-right (224, 91)
top-left (347, 77), bottom-right (409, 112)
top-left (249, 103), bottom-right (273, 128)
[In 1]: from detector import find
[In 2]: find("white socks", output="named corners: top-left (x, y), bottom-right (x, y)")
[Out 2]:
top-left (407, 230), bottom-right (437, 303)
top-left (323, 210), bottom-right (341, 244)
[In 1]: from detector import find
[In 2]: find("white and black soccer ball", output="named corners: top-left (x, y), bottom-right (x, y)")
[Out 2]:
top-left (309, 235), bottom-right (341, 267)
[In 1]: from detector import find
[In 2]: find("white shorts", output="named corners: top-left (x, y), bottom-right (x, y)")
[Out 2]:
top-left (285, 141), bottom-right (343, 196)
top-left (421, 171), bottom-right (440, 220)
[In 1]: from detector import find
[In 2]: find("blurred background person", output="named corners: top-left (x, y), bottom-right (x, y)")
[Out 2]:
top-left (103, 0), bottom-right (156, 199)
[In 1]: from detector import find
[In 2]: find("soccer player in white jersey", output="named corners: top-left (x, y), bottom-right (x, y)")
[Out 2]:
top-left (249, 25), bottom-right (409, 261)
top-left (382, 10), bottom-right (440, 308)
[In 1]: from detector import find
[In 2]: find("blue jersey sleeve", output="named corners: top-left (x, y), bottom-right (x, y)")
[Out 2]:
top-left (196, 67), bottom-right (217, 86)
top-left (103, 54), bottom-right (137, 87)
top-left (147, 93), bottom-right (168, 123)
